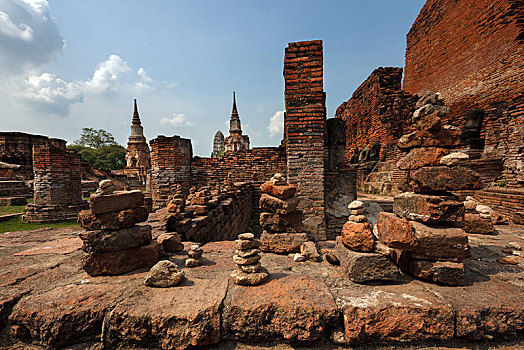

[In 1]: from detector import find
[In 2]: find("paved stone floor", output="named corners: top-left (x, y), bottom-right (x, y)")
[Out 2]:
top-left (0, 220), bottom-right (523, 349)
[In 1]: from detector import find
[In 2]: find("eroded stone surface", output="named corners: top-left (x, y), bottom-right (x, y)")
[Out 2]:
top-left (409, 222), bottom-right (471, 262)
top-left (77, 207), bottom-right (148, 230)
top-left (259, 194), bottom-right (299, 215)
top-left (260, 232), bottom-right (307, 254)
top-left (89, 190), bottom-right (144, 215)
top-left (341, 221), bottom-right (375, 252)
top-left (396, 147), bottom-right (450, 170)
top-left (376, 212), bottom-right (418, 251)
top-left (259, 182), bottom-right (297, 200)
top-left (400, 166), bottom-right (483, 193)
top-left (78, 225), bottom-right (152, 253)
top-left (393, 192), bottom-right (464, 223)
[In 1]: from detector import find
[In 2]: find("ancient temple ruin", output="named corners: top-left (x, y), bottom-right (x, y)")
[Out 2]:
top-left (124, 99), bottom-right (151, 186)
top-left (224, 91), bottom-right (250, 153)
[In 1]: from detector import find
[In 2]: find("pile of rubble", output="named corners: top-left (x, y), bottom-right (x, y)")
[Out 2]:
top-left (77, 180), bottom-right (159, 276)
top-left (335, 200), bottom-right (400, 283)
top-left (259, 173), bottom-right (306, 253)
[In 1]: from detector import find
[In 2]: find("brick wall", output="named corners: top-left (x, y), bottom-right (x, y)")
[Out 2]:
top-left (403, 0), bottom-right (524, 188)
top-left (0, 132), bottom-right (66, 180)
top-left (23, 144), bottom-right (86, 223)
top-left (149, 135), bottom-right (193, 209)
top-left (334, 67), bottom-right (417, 162)
top-left (166, 182), bottom-right (254, 243)
top-left (284, 40), bottom-right (328, 239)
top-left (474, 188), bottom-right (524, 223)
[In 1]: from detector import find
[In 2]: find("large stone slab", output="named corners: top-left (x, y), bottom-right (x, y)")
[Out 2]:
top-left (393, 192), bottom-right (464, 223)
top-left (396, 147), bottom-right (450, 170)
top-left (259, 210), bottom-right (303, 233)
top-left (335, 237), bottom-right (400, 283)
top-left (226, 275), bottom-right (338, 342)
top-left (102, 278), bottom-right (228, 349)
top-left (259, 181), bottom-right (297, 200)
top-left (81, 241), bottom-right (159, 276)
top-left (89, 190), bottom-right (144, 215)
top-left (376, 212), bottom-right (418, 251)
top-left (336, 281), bottom-right (455, 343)
top-left (259, 231), bottom-right (307, 254)
top-left (408, 221), bottom-right (470, 262)
top-left (400, 166), bottom-right (483, 193)
top-left (9, 282), bottom-right (129, 348)
top-left (78, 207), bottom-right (148, 230)
top-left (397, 127), bottom-right (460, 150)
top-left (462, 213), bottom-right (495, 234)
top-left (259, 194), bottom-right (299, 215)
top-left (79, 225), bottom-right (152, 253)
top-left (407, 259), bottom-right (464, 286)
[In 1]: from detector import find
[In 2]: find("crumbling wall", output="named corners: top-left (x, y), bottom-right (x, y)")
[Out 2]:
top-left (24, 144), bottom-right (86, 223)
top-left (149, 135), bottom-right (193, 209)
top-left (403, 0), bottom-right (524, 187)
top-left (334, 68), bottom-right (417, 162)
top-left (0, 132), bottom-right (66, 180)
top-left (165, 182), bottom-right (253, 243)
top-left (284, 40), bottom-right (328, 240)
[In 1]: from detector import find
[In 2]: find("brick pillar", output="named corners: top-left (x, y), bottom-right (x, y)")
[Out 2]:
top-left (284, 40), bottom-right (327, 240)
top-left (149, 135), bottom-right (193, 209)
top-left (23, 144), bottom-right (87, 223)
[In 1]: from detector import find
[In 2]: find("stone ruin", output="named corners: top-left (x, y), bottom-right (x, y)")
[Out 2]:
top-left (77, 180), bottom-right (158, 276)
top-left (231, 232), bottom-right (269, 285)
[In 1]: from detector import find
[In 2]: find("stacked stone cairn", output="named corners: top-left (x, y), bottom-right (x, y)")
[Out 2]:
top-left (373, 93), bottom-right (483, 286)
top-left (186, 244), bottom-right (204, 267)
top-left (157, 184), bottom-right (186, 253)
top-left (259, 173), bottom-right (307, 254)
top-left (461, 196), bottom-right (495, 234)
top-left (186, 186), bottom-right (213, 216)
top-left (335, 200), bottom-right (400, 283)
top-left (231, 233), bottom-right (269, 285)
top-left (77, 180), bottom-right (159, 276)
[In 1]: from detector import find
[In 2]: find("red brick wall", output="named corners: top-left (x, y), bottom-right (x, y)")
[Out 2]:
top-left (149, 135), bottom-right (193, 209)
top-left (284, 40), bottom-right (328, 239)
top-left (334, 68), bottom-right (416, 162)
top-left (403, 0), bottom-right (524, 122)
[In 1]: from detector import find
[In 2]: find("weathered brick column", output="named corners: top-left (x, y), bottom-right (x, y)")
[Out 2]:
top-left (23, 145), bottom-right (87, 223)
top-left (149, 135), bottom-right (193, 209)
top-left (284, 40), bottom-right (327, 239)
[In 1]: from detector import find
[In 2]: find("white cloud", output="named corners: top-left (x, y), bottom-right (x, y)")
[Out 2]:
top-left (0, 0), bottom-right (64, 75)
top-left (160, 113), bottom-right (195, 127)
top-left (14, 72), bottom-right (83, 116)
top-left (137, 67), bottom-right (152, 82)
top-left (85, 54), bottom-right (132, 94)
top-left (268, 110), bottom-right (284, 137)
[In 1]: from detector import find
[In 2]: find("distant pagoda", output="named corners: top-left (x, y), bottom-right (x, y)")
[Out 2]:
top-left (224, 91), bottom-right (250, 153)
top-left (124, 99), bottom-right (151, 185)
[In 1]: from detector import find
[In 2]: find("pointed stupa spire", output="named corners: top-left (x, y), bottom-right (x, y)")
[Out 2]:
top-left (231, 91), bottom-right (238, 117)
top-left (132, 99), bottom-right (141, 126)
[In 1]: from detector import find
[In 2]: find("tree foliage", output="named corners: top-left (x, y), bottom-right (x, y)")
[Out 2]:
top-left (69, 128), bottom-right (126, 170)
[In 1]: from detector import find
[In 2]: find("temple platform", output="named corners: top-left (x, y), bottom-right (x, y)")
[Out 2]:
top-left (0, 223), bottom-right (523, 349)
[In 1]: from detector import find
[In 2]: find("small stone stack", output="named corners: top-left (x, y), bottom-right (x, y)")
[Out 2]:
top-left (186, 244), bottom-right (204, 267)
top-left (78, 180), bottom-right (159, 276)
top-left (335, 200), bottom-right (400, 283)
top-left (374, 93), bottom-right (482, 285)
top-left (166, 184), bottom-right (186, 218)
top-left (231, 233), bottom-right (269, 285)
top-left (461, 196), bottom-right (495, 234)
top-left (259, 173), bottom-right (306, 253)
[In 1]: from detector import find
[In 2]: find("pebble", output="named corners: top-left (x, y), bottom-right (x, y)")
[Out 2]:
top-left (348, 200), bottom-right (364, 210)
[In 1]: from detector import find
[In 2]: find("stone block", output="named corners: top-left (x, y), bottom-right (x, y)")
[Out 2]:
top-left (400, 166), bottom-right (483, 193)
top-left (157, 233), bottom-right (184, 252)
top-left (408, 221), bottom-right (470, 262)
top-left (89, 190), bottom-right (144, 215)
top-left (79, 225), bottom-right (152, 253)
top-left (77, 207), bottom-right (148, 230)
top-left (259, 181), bottom-right (297, 200)
top-left (260, 231), bottom-right (307, 253)
top-left (408, 259), bottom-right (464, 286)
top-left (396, 147), bottom-right (449, 170)
top-left (341, 221), bottom-right (375, 252)
top-left (300, 241), bottom-right (320, 261)
top-left (440, 152), bottom-right (469, 166)
top-left (393, 192), bottom-right (464, 223)
top-left (259, 194), bottom-right (299, 215)
top-left (335, 237), bottom-right (400, 283)
top-left (81, 241), bottom-right (159, 276)
top-left (259, 210), bottom-right (303, 233)
top-left (376, 212), bottom-right (418, 251)
top-left (462, 213), bottom-right (495, 235)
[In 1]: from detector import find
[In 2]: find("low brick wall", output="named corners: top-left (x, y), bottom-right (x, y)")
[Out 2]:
top-left (168, 182), bottom-right (254, 243)
top-left (474, 188), bottom-right (524, 222)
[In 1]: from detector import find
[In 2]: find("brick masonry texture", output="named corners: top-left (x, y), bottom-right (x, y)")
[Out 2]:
top-left (23, 144), bottom-right (87, 223)
top-left (403, 0), bottom-right (524, 188)
top-left (284, 40), bottom-right (328, 239)
top-left (335, 68), bottom-right (417, 162)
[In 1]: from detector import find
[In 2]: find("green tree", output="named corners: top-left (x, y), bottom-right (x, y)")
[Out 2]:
top-left (68, 128), bottom-right (126, 170)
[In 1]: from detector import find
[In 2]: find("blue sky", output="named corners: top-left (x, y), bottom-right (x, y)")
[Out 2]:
top-left (0, 0), bottom-right (425, 156)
